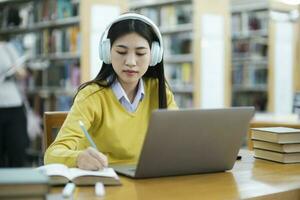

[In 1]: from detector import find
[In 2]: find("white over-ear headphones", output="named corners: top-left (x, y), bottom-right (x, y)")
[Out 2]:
top-left (99, 13), bottom-right (163, 67)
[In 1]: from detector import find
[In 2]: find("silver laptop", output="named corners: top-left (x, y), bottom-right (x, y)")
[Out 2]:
top-left (112, 107), bottom-right (255, 178)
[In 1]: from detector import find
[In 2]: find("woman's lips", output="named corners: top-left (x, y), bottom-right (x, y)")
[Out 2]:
top-left (123, 70), bottom-right (138, 76)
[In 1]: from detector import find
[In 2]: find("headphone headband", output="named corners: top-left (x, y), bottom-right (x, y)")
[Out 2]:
top-left (100, 13), bottom-right (163, 47)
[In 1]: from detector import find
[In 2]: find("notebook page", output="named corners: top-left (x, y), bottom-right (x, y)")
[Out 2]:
top-left (68, 168), bottom-right (118, 180)
top-left (37, 164), bottom-right (71, 180)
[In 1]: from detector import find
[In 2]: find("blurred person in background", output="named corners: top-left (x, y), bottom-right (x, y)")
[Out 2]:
top-left (0, 41), bottom-right (29, 167)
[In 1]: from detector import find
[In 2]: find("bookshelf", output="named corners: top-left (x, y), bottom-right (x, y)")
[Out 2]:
top-left (0, 0), bottom-right (127, 163)
top-left (130, 0), bottom-right (231, 108)
top-left (231, 0), bottom-right (299, 113)
top-left (0, 0), bottom-right (127, 117)
top-left (296, 5), bottom-right (300, 94)
top-left (0, 0), bottom-right (81, 116)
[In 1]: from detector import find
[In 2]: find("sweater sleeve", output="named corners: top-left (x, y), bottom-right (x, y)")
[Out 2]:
top-left (44, 88), bottom-right (101, 167)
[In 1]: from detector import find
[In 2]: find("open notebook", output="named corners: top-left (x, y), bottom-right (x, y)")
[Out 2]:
top-left (37, 164), bottom-right (121, 186)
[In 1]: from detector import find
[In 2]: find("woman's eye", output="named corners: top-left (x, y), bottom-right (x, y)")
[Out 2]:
top-left (117, 51), bottom-right (126, 55)
top-left (136, 53), bottom-right (146, 56)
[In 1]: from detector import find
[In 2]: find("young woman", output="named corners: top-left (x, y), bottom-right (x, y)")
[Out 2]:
top-left (44, 13), bottom-right (177, 170)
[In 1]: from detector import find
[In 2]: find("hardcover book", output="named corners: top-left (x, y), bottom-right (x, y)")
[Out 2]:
top-left (253, 140), bottom-right (300, 153)
top-left (251, 127), bottom-right (300, 143)
top-left (254, 148), bottom-right (300, 163)
top-left (0, 168), bottom-right (49, 199)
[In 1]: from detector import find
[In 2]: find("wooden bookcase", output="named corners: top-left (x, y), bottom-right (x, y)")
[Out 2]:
top-left (296, 5), bottom-right (300, 93)
top-left (0, 0), bottom-right (127, 116)
top-left (192, 0), bottom-right (231, 108)
top-left (231, 0), bottom-right (299, 113)
top-left (130, 0), bottom-right (231, 108)
top-left (0, 0), bottom-right (128, 164)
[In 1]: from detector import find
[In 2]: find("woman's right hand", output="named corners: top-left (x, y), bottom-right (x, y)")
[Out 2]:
top-left (76, 147), bottom-right (108, 170)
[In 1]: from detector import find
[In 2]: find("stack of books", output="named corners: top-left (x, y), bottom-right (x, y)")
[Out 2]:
top-left (0, 168), bottom-right (49, 200)
top-left (251, 127), bottom-right (300, 163)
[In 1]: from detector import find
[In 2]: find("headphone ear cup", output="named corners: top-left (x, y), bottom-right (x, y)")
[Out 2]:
top-left (99, 39), bottom-right (111, 64)
top-left (150, 41), bottom-right (161, 66)
top-left (99, 39), bottom-right (104, 61)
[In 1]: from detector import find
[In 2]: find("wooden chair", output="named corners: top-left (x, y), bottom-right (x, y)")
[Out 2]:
top-left (43, 111), bottom-right (68, 152)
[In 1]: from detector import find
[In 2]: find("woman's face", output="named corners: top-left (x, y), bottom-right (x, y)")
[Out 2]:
top-left (111, 32), bottom-right (151, 88)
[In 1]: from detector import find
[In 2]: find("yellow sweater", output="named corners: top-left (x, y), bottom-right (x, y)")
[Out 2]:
top-left (44, 78), bottom-right (177, 167)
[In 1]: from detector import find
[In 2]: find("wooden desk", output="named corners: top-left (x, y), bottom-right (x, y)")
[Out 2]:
top-left (248, 113), bottom-right (300, 149)
top-left (48, 150), bottom-right (300, 200)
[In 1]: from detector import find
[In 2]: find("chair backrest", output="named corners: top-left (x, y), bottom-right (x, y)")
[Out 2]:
top-left (43, 111), bottom-right (68, 152)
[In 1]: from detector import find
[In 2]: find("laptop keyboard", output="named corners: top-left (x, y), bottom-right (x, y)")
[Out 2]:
top-left (128, 168), bottom-right (136, 172)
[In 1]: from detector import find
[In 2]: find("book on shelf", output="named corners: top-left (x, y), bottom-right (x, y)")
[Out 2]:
top-left (23, 26), bottom-right (80, 56)
top-left (160, 5), bottom-right (176, 27)
top-left (251, 127), bottom-right (300, 143)
top-left (165, 63), bottom-right (192, 87)
top-left (35, 0), bottom-right (77, 22)
top-left (139, 7), bottom-right (160, 26)
top-left (175, 3), bottom-right (192, 25)
top-left (174, 93), bottom-right (193, 108)
top-left (253, 148), bottom-right (300, 163)
top-left (46, 60), bottom-right (80, 89)
top-left (56, 95), bottom-right (72, 111)
top-left (159, 3), bottom-right (192, 28)
top-left (181, 63), bottom-right (192, 84)
top-left (232, 64), bottom-right (243, 85)
top-left (37, 163), bottom-right (121, 186)
top-left (57, 0), bottom-right (74, 19)
top-left (231, 13), bottom-right (242, 36)
top-left (163, 32), bottom-right (192, 55)
top-left (248, 10), bottom-right (268, 31)
top-left (0, 168), bottom-right (49, 199)
top-left (253, 140), bottom-right (300, 153)
top-left (232, 92), bottom-right (267, 111)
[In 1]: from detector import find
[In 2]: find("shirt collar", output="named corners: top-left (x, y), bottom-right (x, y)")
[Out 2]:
top-left (111, 78), bottom-right (145, 103)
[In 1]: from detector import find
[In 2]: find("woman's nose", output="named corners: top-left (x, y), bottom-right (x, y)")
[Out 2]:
top-left (125, 53), bottom-right (137, 67)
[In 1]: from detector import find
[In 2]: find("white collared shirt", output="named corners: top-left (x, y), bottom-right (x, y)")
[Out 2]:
top-left (111, 79), bottom-right (145, 112)
top-left (0, 42), bottom-right (23, 108)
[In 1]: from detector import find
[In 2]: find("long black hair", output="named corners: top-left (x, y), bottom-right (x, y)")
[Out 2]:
top-left (75, 18), bottom-right (167, 108)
